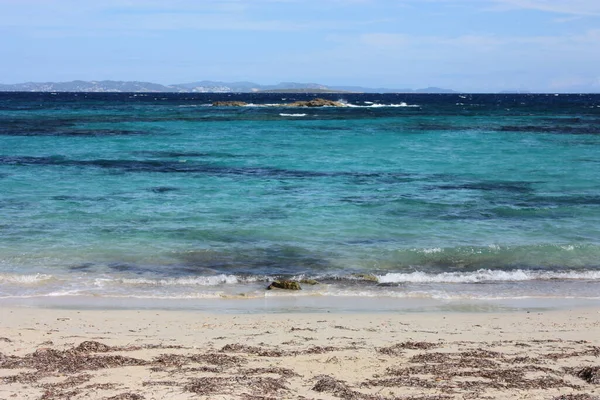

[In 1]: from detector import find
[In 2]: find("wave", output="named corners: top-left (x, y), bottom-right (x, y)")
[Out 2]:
top-left (115, 274), bottom-right (245, 286)
top-left (0, 273), bottom-right (53, 284)
top-left (344, 102), bottom-right (419, 108)
top-left (279, 113), bottom-right (307, 117)
top-left (387, 243), bottom-right (600, 270)
top-left (212, 102), bottom-right (419, 108)
top-left (377, 269), bottom-right (600, 284)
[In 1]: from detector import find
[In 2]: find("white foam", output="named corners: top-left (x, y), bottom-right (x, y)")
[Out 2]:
top-left (377, 269), bottom-right (600, 284)
top-left (279, 113), bottom-right (307, 117)
top-left (419, 247), bottom-right (443, 254)
top-left (345, 102), bottom-right (419, 108)
top-left (119, 274), bottom-right (240, 286)
top-left (0, 273), bottom-right (53, 284)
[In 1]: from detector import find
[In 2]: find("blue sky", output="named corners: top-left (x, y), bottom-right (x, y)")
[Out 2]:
top-left (1, 0), bottom-right (599, 92)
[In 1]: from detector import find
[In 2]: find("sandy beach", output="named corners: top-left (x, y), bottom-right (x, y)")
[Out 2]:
top-left (1, 306), bottom-right (599, 399)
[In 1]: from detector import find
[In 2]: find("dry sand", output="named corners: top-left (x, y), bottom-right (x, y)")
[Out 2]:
top-left (1, 306), bottom-right (600, 399)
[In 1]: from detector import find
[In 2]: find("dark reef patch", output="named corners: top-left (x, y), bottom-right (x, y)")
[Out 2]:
top-left (0, 155), bottom-right (414, 182)
top-left (499, 124), bottom-right (600, 135)
top-left (149, 186), bottom-right (179, 193)
top-left (435, 181), bottom-right (535, 194)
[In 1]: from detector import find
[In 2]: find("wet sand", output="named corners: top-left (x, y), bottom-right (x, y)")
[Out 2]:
top-left (1, 306), bottom-right (600, 399)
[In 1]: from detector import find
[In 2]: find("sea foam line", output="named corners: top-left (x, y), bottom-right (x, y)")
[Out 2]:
top-left (115, 274), bottom-right (265, 286)
top-left (0, 273), bottom-right (53, 284)
top-left (377, 269), bottom-right (600, 284)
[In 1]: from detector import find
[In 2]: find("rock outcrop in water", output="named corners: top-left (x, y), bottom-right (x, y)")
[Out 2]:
top-left (212, 101), bottom-right (248, 107)
top-left (350, 273), bottom-right (379, 283)
top-left (299, 279), bottom-right (319, 285)
top-left (211, 99), bottom-right (346, 108)
top-left (286, 99), bottom-right (346, 107)
top-left (267, 280), bottom-right (302, 290)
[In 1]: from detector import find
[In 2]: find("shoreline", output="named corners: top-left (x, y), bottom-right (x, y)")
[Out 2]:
top-left (1, 293), bottom-right (600, 314)
top-left (1, 306), bottom-right (599, 399)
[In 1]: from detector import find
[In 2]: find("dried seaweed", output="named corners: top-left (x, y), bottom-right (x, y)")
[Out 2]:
top-left (43, 374), bottom-right (93, 389)
top-left (3, 372), bottom-right (43, 384)
top-left (333, 325), bottom-right (359, 331)
top-left (409, 352), bottom-right (453, 363)
top-left (191, 352), bottom-right (246, 366)
top-left (84, 383), bottom-right (120, 390)
top-left (379, 341), bottom-right (439, 356)
top-left (577, 366), bottom-right (600, 384)
top-left (459, 349), bottom-right (503, 359)
top-left (312, 375), bottom-right (382, 400)
top-left (401, 341), bottom-right (439, 350)
top-left (152, 353), bottom-right (190, 368)
top-left (75, 341), bottom-right (114, 353)
top-left (241, 367), bottom-right (300, 378)
top-left (290, 327), bottom-right (316, 332)
top-left (240, 395), bottom-right (279, 400)
top-left (105, 393), bottom-right (145, 400)
top-left (363, 376), bottom-right (439, 389)
top-left (301, 345), bottom-right (338, 354)
top-left (142, 343), bottom-right (186, 350)
top-left (220, 343), bottom-right (285, 357)
top-left (142, 380), bottom-right (180, 387)
top-left (40, 388), bottom-right (82, 400)
top-left (186, 376), bottom-right (288, 396)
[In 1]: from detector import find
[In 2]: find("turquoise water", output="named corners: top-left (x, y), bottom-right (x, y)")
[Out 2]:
top-left (1, 92), bottom-right (600, 307)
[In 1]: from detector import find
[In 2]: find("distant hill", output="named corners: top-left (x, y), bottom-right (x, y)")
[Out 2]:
top-left (0, 80), bottom-right (183, 93)
top-left (258, 88), bottom-right (352, 94)
top-left (0, 80), bottom-right (457, 93)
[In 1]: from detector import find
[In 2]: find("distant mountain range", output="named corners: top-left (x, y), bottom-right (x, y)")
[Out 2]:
top-left (0, 80), bottom-right (456, 94)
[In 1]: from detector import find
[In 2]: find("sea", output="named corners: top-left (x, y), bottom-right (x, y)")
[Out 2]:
top-left (1, 92), bottom-right (600, 312)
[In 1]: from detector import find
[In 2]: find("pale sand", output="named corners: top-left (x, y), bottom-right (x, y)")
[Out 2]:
top-left (1, 306), bottom-right (600, 399)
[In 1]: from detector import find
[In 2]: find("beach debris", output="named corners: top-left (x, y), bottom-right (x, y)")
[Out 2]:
top-left (241, 366), bottom-right (300, 378)
top-left (0, 344), bottom-right (148, 374)
top-left (312, 375), bottom-right (379, 399)
top-left (312, 375), bottom-right (353, 395)
top-left (553, 395), bottom-right (600, 400)
top-left (75, 340), bottom-right (113, 353)
top-left (151, 352), bottom-right (245, 369)
top-left (290, 326), bottom-right (317, 332)
top-left (266, 280), bottom-right (301, 290)
top-left (379, 341), bottom-right (440, 355)
top-left (221, 343), bottom-right (285, 357)
top-left (577, 366), bottom-right (600, 384)
top-left (186, 376), bottom-right (288, 396)
top-left (212, 101), bottom-right (248, 107)
top-left (302, 345), bottom-right (338, 355)
top-left (105, 394), bottom-right (145, 400)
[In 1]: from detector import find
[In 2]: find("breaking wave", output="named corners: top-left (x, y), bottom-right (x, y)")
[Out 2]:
top-left (377, 269), bottom-right (600, 284)
top-left (0, 273), bottom-right (53, 284)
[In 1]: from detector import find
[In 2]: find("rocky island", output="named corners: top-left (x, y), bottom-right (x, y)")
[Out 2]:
top-left (211, 98), bottom-right (346, 107)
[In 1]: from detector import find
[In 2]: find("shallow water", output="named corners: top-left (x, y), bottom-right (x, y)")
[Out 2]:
top-left (1, 92), bottom-right (600, 310)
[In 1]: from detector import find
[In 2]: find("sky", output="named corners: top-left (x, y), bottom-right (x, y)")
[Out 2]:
top-left (1, 0), bottom-right (600, 92)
